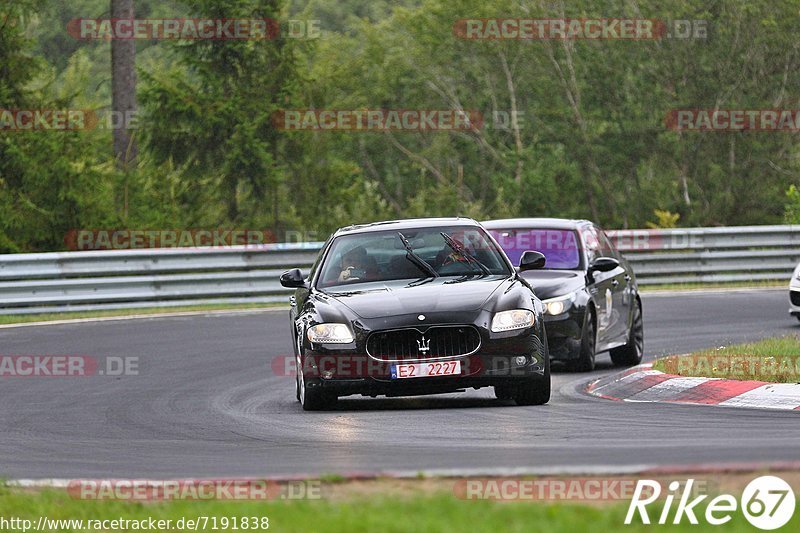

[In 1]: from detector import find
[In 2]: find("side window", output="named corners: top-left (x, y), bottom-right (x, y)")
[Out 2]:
top-left (595, 226), bottom-right (617, 258)
top-left (582, 226), bottom-right (601, 263)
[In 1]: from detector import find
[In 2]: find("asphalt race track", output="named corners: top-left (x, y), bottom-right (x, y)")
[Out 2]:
top-left (1, 289), bottom-right (798, 480)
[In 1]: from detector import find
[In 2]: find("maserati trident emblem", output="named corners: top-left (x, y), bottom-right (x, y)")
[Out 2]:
top-left (417, 335), bottom-right (431, 354)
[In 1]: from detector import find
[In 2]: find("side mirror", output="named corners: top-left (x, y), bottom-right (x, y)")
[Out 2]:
top-left (589, 257), bottom-right (620, 273)
top-left (280, 268), bottom-right (307, 288)
top-left (519, 250), bottom-right (546, 272)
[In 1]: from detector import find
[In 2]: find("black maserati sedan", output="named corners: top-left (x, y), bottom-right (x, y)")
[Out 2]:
top-left (483, 218), bottom-right (643, 372)
top-left (279, 218), bottom-right (550, 410)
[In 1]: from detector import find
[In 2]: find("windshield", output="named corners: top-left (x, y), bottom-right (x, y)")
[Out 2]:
top-left (317, 226), bottom-right (511, 288)
top-left (488, 228), bottom-right (582, 270)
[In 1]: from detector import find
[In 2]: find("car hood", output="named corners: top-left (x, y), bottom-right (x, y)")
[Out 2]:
top-left (519, 270), bottom-right (585, 300)
top-left (322, 276), bottom-right (509, 319)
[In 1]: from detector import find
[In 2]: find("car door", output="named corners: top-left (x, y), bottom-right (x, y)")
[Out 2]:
top-left (595, 226), bottom-right (631, 345)
top-left (582, 225), bottom-right (626, 348)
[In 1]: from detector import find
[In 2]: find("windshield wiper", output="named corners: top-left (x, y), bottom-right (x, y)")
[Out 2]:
top-left (440, 232), bottom-right (491, 275)
top-left (397, 232), bottom-right (438, 278)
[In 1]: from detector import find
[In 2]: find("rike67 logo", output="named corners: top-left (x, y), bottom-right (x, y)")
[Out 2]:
top-left (626, 476), bottom-right (795, 530)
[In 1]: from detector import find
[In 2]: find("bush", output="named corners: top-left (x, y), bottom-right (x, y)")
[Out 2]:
top-left (784, 185), bottom-right (800, 224)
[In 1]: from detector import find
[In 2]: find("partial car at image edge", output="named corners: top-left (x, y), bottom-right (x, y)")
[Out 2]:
top-left (791, 262), bottom-right (800, 321)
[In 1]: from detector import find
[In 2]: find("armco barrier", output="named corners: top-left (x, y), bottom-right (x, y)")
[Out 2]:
top-left (0, 225), bottom-right (797, 314)
top-left (0, 244), bottom-right (323, 315)
top-left (609, 225), bottom-right (800, 285)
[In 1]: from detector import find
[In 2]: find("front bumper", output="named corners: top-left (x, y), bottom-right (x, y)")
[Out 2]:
top-left (542, 309), bottom-right (586, 361)
top-left (301, 327), bottom-right (547, 398)
top-left (790, 283), bottom-right (800, 316)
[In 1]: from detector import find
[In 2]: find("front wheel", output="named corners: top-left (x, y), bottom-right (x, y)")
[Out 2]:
top-left (512, 338), bottom-right (550, 405)
top-left (512, 377), bottom-right (550, 406)
top-left (610, 298), bottom-right (644, 367)
top-left (567, 310), bottom-right (596, 372)
top-left (298, 355), bottom-right (336, 411)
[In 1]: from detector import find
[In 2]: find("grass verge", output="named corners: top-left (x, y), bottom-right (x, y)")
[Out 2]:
top-left (652, 336), bottom-right (800, 382)
top-left (0, 303), bottom-right (284, 326)
top-left (640, 280), bottom-right (786, 292)
top-left (0, 487), bottom-right (794, 532)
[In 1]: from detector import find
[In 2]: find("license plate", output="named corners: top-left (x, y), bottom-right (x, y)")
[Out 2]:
top-left (390, 360), bottom-right (461, 379)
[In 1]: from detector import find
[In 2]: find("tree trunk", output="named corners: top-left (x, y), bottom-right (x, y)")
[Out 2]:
top-left (111, 0), bottom-right (137, 171)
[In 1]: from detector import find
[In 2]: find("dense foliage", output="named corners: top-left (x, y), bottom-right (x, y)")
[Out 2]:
top-left (2, 0), bottom-right (800, 252)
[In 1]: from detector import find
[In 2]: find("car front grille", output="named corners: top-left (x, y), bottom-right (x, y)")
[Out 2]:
top-left (791, 290), bottom-right (800, 307)
top-left (366, 326), bottom-right (481, 361)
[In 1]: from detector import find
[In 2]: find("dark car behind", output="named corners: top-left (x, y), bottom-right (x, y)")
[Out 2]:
top-left (484, 218), bottom-right (643, 371)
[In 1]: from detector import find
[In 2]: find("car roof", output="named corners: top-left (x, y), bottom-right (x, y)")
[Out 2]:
top-left (481, 218), bottom-right (592, 231)
top-left (334, 217), bottom-right (482, 236)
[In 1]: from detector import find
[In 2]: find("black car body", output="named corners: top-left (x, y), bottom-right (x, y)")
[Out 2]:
top-left (280, 218), bottom-right (551, 410)
top-left (483, 218), bottom-right (643, 371)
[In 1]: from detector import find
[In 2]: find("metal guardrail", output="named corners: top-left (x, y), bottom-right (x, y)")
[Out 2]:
top-left (0, 244), bottom-right (323, 314)
top-left (0, 225), bottom-right (797, 314)
top-left (608, 225), bottom-right (800, 285)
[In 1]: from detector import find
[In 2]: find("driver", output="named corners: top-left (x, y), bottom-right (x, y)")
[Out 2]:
top-left (337, 246), bottom-right (378, 282)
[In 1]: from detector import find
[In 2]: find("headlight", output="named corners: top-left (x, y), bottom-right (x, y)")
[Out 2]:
top-left (542, 293), bottom-right (576, 316)
top-left (307, 323), bottom-right (354, 344)
top-left (491, 309), bottom-right (535, 332)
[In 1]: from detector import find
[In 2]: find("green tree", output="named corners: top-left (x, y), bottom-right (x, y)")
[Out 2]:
top-left (785, 185), bottom-right (800, 224)
top-left (140, 0), bottom-right (302, 229)
top-left (0, 0), bottom-right (116, 252)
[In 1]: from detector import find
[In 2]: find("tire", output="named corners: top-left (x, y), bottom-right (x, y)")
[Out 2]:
top-left (567, 309), bottom-right (596, 372)
top-left (512, 372), bottom-right (550, 406)
top-left (610, 298), bottom-right (644, 367)
top-left (298, 353), bottom-right (336, 411)
top-left (494, 384), bottom-right (514, 401)
top-left (512, 336), bottom-right (551, 406)
top-left (294, 337), bottom-right (302, 402)
top-left (295, 358), bottom-right (301, 402)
